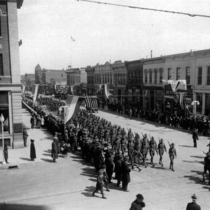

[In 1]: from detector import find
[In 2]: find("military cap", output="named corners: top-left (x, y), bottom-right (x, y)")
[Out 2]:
top-left (191, 194), bottom-right (197, 200)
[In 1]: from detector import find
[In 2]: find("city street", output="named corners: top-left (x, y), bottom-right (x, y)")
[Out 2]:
top-left (0, 109), bottom-right (209, 210)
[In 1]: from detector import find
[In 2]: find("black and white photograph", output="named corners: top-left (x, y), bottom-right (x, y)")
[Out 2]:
top-left (0, 0), bottom-right (210, 209)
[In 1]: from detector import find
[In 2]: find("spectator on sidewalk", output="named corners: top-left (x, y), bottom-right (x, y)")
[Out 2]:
top-left (41, 116), bottom-right (45, 128)
top-left (23, 127), bottom-right (29, 147)
top-left (30, 139), bottom-right (36, 161)
top-left (30, 115), bottom-right (35, 129)
top-left (51, 138), bottom-right (58, 163)
top-left (121, 156), bottom-right (131, 192)
top-left (129, 194), bottom-right (146, 210)
top-left (186, 194), bottom-right (201, 210)
top-left (3, 144), bottom-right (9, 164)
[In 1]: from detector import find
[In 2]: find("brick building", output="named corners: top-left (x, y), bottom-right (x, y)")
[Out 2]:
top-left (0, 0), bottom-right (23, 148)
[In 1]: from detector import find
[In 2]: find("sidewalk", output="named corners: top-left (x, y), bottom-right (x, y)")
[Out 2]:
top-left (0, 108), bottom-right (53, 169)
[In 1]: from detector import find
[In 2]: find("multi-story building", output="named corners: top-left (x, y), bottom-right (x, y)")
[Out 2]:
top-left (85, 66), bottom-right (95, 95)
top-left (112, 61), bottom-right (127, 104)
top-left (66, 68), bottom-right (87, 95)
top-left (125, 60), bottom-right (143, 106)
top-left (163, 51), bottom-right (194, 115)
top-left (0, 0), bottom-right (23, 148)
top-left (142, 57), bottom-right (164, 111)
top-left (191, 49), bottom-right (210, 116)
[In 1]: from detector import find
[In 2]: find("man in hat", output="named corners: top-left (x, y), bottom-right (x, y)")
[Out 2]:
top-left (168, 143), bottom-right (177, 171)
top-left (186, 194), bottom-right (201, 210)
top-left (30, 139), bottom-right (36, 161)
top-left (92, 169), bottom-right (106, 199)
top-left (192, 128), bottom-right (199, 148)
top-left (203, 152), bottom-right (210, 185)
top-left (129, 194), bottom-right (146, 210)
top-left (121, 156), bottom-right (131, 191)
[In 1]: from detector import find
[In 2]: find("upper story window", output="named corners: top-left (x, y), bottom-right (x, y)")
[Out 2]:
top-left (198, 67), bottom-right (202, 85)
top-left (207, 66), bottom-right (210, 85)
top-left (154, 69), bottom-right (157, 84)
top-left (176, 68), bottom-right (181, 80)
top-left (149, 70), bottom-right (152, 83)
top-left (159, 68), bottom-right (163, 84)
top-left (186, 67), bottom-right (190, 85)
top-left (168, 68), bottom-right (172, 80)
top-left (144, 70), bottom-right (147, 83)
top-left (0, 54), bottom-right (3, 76)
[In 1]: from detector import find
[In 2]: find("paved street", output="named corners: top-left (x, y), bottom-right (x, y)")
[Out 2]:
top-left (0, 109), bottom-right (209, 210)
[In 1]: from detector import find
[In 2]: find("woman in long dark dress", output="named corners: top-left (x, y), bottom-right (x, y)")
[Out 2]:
top-left (30, 139), bottom-right (36, 161)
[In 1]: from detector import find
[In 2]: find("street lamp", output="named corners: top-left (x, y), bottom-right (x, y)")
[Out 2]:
top-left (0, 114), bottom-right (5, 165)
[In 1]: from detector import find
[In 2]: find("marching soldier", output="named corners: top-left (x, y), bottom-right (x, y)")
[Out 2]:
top-left (158, 139), bottom-right (167, 167)
top-left (141, 138), bottom-right (149, 168)
top-left (168, 143), bottom-right (177, 171)
top-left (127, 138), bottom-right (134, 165)
top-left (149, 136), bottom-right (158, 167)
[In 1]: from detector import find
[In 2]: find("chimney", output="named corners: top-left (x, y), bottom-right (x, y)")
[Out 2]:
top-left (151, 50), bottom-right (153, 58)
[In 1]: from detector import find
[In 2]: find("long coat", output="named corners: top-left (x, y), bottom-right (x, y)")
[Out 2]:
top-left (51, 142), bottom-right (58, 159)
top-left (121, 160), bottom-right (131, 184)
top-left (30, 142), bottom-right (36, 159)
top-left (186, 202), bottom-right (201, 210)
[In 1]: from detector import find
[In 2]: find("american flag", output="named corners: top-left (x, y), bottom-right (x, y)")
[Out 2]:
top-left (85, 96), bottom-right (98, 110)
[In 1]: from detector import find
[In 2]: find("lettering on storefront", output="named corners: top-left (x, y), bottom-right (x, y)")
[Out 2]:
top-left (14, 123), bottom-right (23, 133)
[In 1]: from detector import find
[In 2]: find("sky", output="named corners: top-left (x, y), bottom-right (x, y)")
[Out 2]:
top-left (18, 0), bottom-right (210, 75)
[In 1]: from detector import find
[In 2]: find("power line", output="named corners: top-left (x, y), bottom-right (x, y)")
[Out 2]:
top-left (77, 0), bottom-right (210, 18)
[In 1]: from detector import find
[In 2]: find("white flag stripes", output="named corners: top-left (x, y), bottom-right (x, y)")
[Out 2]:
top-left (33, 84), bottom-right (39, 102)
top-left (162, 80), bottom-right (187, 92)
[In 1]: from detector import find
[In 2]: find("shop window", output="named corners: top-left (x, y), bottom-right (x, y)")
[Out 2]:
top-left (198, 67), bottom-right (202, 85)
top-left (176, 68), bottom-right (181, 80)
top-left (207, 66), bottom-right (210, 85)
top-left (196, 93), bottom-right (202, 114)
top-left (159, 68), bottom-right (163, 84)
top-left (168, 68), bottom-right (172, 80)
top-left (186, 67), bottom-right (190, 84)
top-left (0, 92), bottom-right (9, 133)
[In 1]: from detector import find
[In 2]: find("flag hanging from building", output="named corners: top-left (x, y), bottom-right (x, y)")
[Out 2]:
top-left (95, 84), bottom-right (102, 93)
top-left (162, 80), bottom-right (187, 92)
top-left (33, 84), bottom-right (39, 102)
top-left (63, 96), bottom-right (83, 124)
top-left (85, 96), bottom-right (98, 110)
top-left (104, 84), bottom-right (112, 99)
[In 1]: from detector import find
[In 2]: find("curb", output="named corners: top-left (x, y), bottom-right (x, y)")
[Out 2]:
top-left (0, 164), bottom-right (19, 170)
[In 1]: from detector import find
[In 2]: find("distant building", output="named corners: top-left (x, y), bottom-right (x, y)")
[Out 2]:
top-left (35, 64), bottom-right (65, 84)
top-left (85, 66), bottom-right (95, 95)
top-left (0, 0), bottom-right (24, 148)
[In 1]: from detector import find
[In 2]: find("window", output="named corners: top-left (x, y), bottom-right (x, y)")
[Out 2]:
top-left (67, 75), bottom-right (70, 85)
top-left (0, 92), bottom-right (9, 133)
top-left (168, 68), bottom-right (171, 80)
top-left (145, 70), bottom-right (147, 83)
top-left (149, 70), bottom-right (152, 83)
top-left (159, 68), bottom-right (163, 84)
top-left (186, 67), bottom-right (190, 85)
top-left (61, 74), bottom-right (63, 77)
top-left (207, 67), bottom-right (210, 85)
top-left (198, 67), bottom-right (202, 85)
top-left (0, 54), bottom-right (3, 76)
top-left (154, 69), bottom-right (157, 84)
top-left (176, 68), bottom-right (181, 80)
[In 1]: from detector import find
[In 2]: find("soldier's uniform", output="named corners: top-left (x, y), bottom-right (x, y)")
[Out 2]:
top-left (141, 138), bottom-right (149, 168)
top-left (158, 139), bottom-right (167, 167)
top-left (203, 152), bottom-right (210, 185)
top-left (149, 137), bottom-right (158, 167)
top-left (168, 143), bottom-right (177, 171)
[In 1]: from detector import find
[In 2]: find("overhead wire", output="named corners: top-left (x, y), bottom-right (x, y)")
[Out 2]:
top-left (76, 0), bottom-right (210, 18)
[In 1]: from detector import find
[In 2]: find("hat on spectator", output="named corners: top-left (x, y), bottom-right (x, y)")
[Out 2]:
top-left (136, 194), bottom-right (144, 199)
top-left (191, 194), bottom-right (197, 200)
